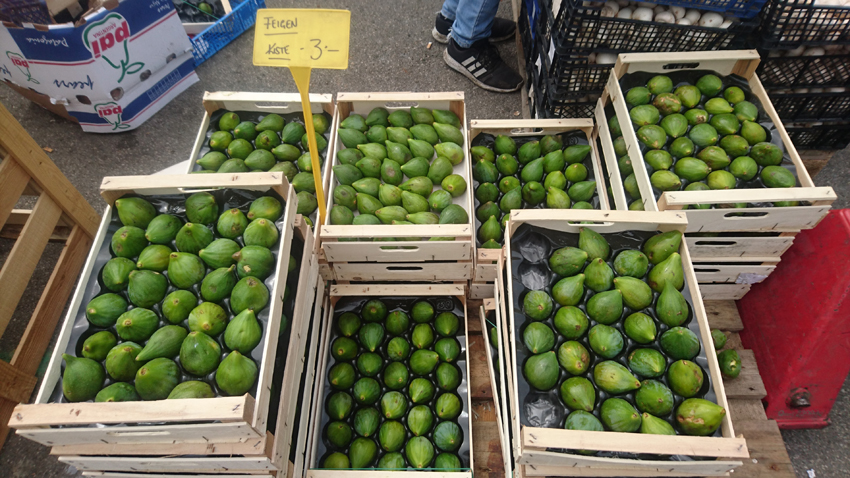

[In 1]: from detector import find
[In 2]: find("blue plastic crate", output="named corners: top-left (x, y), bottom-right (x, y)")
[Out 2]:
top-left (190, 0), bottom-right (265, 66)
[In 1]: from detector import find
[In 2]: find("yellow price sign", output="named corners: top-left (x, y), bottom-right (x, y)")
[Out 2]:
top-left (252, 8), bottom-right (351, 226)
top-left (253, 9), bottom-right (350, 69)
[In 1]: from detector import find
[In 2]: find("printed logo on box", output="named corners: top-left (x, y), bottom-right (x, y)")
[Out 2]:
top-left (94, 101), bottom-right (129, 130)
top-left (82, 13), bottom-right (144, 84)
top-left (6, 51), bottom-right (38, 84)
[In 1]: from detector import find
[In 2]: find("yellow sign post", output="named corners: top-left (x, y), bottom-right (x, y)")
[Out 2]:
top-left (253, 8), bottom-right (351, 225)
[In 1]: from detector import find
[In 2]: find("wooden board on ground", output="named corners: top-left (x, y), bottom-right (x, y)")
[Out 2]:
top-left (704, 300), bottom-right (745, 331)
top-left (472, 401), bottom-right (505, 478)
top-left (723, 350), bottom-right (768, 400)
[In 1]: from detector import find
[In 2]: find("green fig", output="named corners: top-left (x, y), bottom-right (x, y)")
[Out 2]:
top-left (588, 324), bottom-right (623, 359)
top-left (636, 380), bottom-right (674, 416)
top-left (224, 308), bottom-right (262, 354)
top-left (145, 214), bottom-right (182, 244)
top-left (613, 250), bottom-right (648, 278)
top-left (643, 230), bottom-right (682, 265)
top-left (628, 348), bottom-right (667, 378)
top-left (594, 360), bottom-right (641, 394)
top-left (115, 308), bottom-right (158, 342)
top-left (624, 312), bottom-right (657, 344)
top-left (647, 252), bottom-right (684, 293)
top-left (523, 351), bottom-right (559, 391)
top-left (96, 382), bottom-right (140, 402)
top-left (409, 377), bottom-right (435, 404)
top-left (718, 349), bottom-right (741, 378)
top-left (586, 290), bottom-right (623, 325)
top-left (216, 351), bottom-right (258, 395)
top-left (601, 398), bottom-right (642, 432)
top-left (613, 276), bottom-right (653, 310)
top-left (641, 412), bottom-right (676, 435)
top-left (557, 341), bottom-right (590, 375)
top-left (111, 226), bottom-right (147, 258)
top-left (523, 322), bottom-right (555, 353)
top-left (668, 360), bottom-right (704, 397)
top-left (230, 276), bottom-right (270, 314)
top-left (85, 293), bottom-right (127, 328)
top-left (234, 245), bottom-right (275, 280)
top-left (553, 306), bottom-right (589, 339)
top-left (549, 247), bottom-right (587, 277)
top-left (188, 301), bottom-right (228, 336)
top-left (711, 329), bottom-right (727, 350)
top-left (523, 290), bottom-right (554, 320)
top-left (135, 357), bottom-right (179, 400)
top-left (410, 350), bottom-right (440, 375)
top-left (327, 391), bottom-right (354, 420)
top-left (661, 326), bottom-right (701, 360)
top-left (81, 331), bottom-right (117, 361)
top-left (136, 325), bottom-right (187, 361)
top-left (435, 337), bottom-right (461, 363)
top-left (115, 197), bottom-right (157, 228)
top-left (578, 228), bottom-right (609, 260)
top-left (168, 252), bottom-right (206, 289)
top-left (677, 398), bottom-right (726, 436)
top-left (387, 337), bottom-right (410, 362)
top-left (553, 274), bottom-right (585, 307)
top-left (560, 377), bottom-right (596, 412)
top-left (584, 258), bottom-right (614, 292)
top-left (168, 381), bottom-right (215, 399)
top-left (127, 270), bottom-right (167, 308)
top-left (435, 392), bottom-right (462, 419)
top-left (105, 342), bottom-right (143, 381)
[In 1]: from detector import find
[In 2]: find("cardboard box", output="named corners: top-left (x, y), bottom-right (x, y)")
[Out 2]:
top-left (0, 0), bottom-right (197, 132)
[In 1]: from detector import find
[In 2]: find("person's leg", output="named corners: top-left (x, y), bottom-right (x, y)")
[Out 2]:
top-left (432, 0), bottom-right (516, 44)
top-left (448, 0), bottom-right (500, 48)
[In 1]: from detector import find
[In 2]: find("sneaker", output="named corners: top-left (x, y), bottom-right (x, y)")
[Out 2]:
top-left (444, 38), bottom-right (523, 93)
top-left (432, 13), bottom-right (517, 44)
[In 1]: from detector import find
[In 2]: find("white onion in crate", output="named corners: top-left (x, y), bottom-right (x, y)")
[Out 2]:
top-left (719, 19), bottom-right (733, 29)
top-left (677, 18), bottom-right (693, 25)
top-left (596, 52), bottom-right (618, 64)
top-left (786, 46), bottom-right (807, 57)
top-left (632, 7), bottom-right (654, 21)
top-left (794, 88), bottom-right (810, 93)
top-left (803, 47), bottom-right (826, 56)
top-left (588, 52), bottom-right (598, 63)
top-left (684, 9), bottom-right (701, 24)
top-left (699, 12), bottom-right (724, 27)
top-left (617, 7), bottom-right (633, 19)
top-left (669, 6), bottom-right (685, 19)
top-left (828, 87), bottom-right (847, 93)
top-left (601, 1), bottom-right (620, 17)
top-left (655, 11), bottom-right (675, 23)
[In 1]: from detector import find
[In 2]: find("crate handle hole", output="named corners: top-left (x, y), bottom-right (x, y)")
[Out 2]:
top-left (663, 62), bottom-right (700, 70)
top-left (693, 241), bottom-right (738, 246)
top-left (255, 102), bottom-right (290, 109)
top-left (509, 127), bottom-right (544, 135)
top-left (694, 268), bottom-right (721, 273)
top-left (724, 212), bottom-right (769, 218)
top-left (379, 246), bottom-right (421, 252)
top-left (106, 431), bottom-right (171, 437)
top-left (384, 101), bottom-right (419, 108)
top-left (385, 266), bottom-right (424, 271)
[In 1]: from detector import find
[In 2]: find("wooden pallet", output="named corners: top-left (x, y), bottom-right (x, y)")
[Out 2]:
top-left (465, 300), bottom-right (796, 478)
top-left (0, 103), bottom-right (100, 451)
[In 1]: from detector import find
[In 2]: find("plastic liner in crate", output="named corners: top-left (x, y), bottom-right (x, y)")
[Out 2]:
top-left (191, 0), bottom-right (265, 66)
top-left (759, 0), bottom-right (850, 50)
top-left (757, 52), bottom-right (850, 88)
top-left (785, 121), bottom-right (850, 149)
top-left (767, 89), bottom-right (850, 121)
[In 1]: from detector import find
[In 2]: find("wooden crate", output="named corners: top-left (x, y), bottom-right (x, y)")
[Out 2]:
top-left (467, 119), bottom-right (612, 284)
top-left (497, 209), bottom-right (748, 476)
top-left (693, 262), bottom-right (777, 284)
top-left (320, 92), bottom-right (474, 281)
top-left (186, 91), bottom-right (334, 231)
top-left (9, 173), bottom-right (312, 469)
top-left (305, 283), bottom-right (475, 478)
top-left (685, 234), bottom-right (795, 262)
top-left (0, 104), bottom-right (101, 450)
top-left (598, 50), bottom-right (836, 232)
top-left (51, 273), bottom-right (326, 477)
top-left (700, 283), bottom-right (752, 301)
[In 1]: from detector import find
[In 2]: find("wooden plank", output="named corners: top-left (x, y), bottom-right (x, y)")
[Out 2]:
top-left (0, 158), bottom-right (31, 229)
top-left (700, 283), bottom-right (751, 301)
top-left (58, 455), bottom-right (277, 472)
top-left (803, 158), bottom-right (830, 178)
top-left (467, 299), bottom-right (484, 332)
top-left (704, 300), bottom-right (745, 331)
top-left (728, 399), bottom-right (768, 422)
top-left (469, 334), bottom-right (493, 400)
top-left (729, 420), bottom-right (796, 478)
top-left (11, 226), bottom-right (91, 374)
top-left (0, 193), bottom-right (62, 338)
top-left (0, 361), bottom-right (36, 403)
top-left (522, 427), bottom-right (749, 458)
top-left (723, 350), bottom-right (767, 400)
top-left (17, 422), bottom-right (261, 447)
top-left (522, 463), bottom-right (727, 477)
top-left (329, 284), bottom-right (465, 297)
top-left (100, 173), bottom-right (288, 205)
top-left (472, 402), bottom-right (505, 478)
top-left (331, 261), bottom-right (473, 282)
top-left (82, 473), bottom-right (274, 478)
top-left (323, 239), bottom-right (472, 262)
top-left (0, 104), bottom-right (100, 236)
top-left (11, 395), bottom-right (253, 428)
top-left (50, 434), bottom-right (269, 456)
top-left (518, 450), bottom-right (740, 475)
top-left (723, 332), bottom-right (744, 351)
top-left (686, 235), bottom-right (795, 261)
top-left (693, 264), bottom-right (776, 284)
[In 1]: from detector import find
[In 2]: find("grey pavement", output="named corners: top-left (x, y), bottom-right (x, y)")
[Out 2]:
top-left (0, 0), bottom-right (847, 477)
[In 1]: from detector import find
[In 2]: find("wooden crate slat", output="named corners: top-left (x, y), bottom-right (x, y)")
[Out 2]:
top-left (729, 420), bottom-right (796, 478)
top-left (0, 360), bottom-right (36, 404)
top-left (704, 300), bottom-right (745, 331)
top-left (0, 158), bottom-right (31, 229)
top-left (728, 399), bottom-right (768, 422)
top-left (0, 105), bottom-right (99, 236)
top-left (11, 395), bottom-right (253, 428)
top-left (471, 401), bottom-right (505, 478)
top-left (58, 455), bottom-right (277, 472)
top-left (11, 225), bottom-right (91, 372)
top-left (16, 422), bottom-right (261, 447)
top-left (0, 193), bottom-right (63, 338)
top-left (49, 433), bottom-right (269, 456)
top-left (469, 333), bottom-right (493, 400)
top-left (723, 350), bottom-right (768, 400)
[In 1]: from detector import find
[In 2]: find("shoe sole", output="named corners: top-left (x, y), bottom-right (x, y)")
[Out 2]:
top-left (443, 48), bottom-right (522, 93)
top-left (432, 27), bottom-right (515, 45)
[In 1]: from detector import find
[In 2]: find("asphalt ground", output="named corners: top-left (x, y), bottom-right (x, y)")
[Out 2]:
top-left (0, 1), bottom-right (846, 476)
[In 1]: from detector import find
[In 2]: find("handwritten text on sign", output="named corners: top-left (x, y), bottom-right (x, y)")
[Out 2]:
top-left (253, 9), bottom-right (351, 69)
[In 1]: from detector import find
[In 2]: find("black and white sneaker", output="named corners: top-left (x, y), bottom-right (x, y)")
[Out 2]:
top-left (431, 13), bottom-right (517, 44)
top-left (444, 38), bottom-right (523, 93)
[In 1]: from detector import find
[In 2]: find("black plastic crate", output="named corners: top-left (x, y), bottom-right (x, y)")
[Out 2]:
top-left (785, 121), bottom-right (850, 149)
top-left (769, 89), bottom-right (850, 121)
top-left (549, 0), bottom-right (759, 54)
top-left (759, 0), bottom-right (850, 50)
top-left (758, 51), bottom-right (850, 88)
top-left (528, 55), bottom-right (597, 119)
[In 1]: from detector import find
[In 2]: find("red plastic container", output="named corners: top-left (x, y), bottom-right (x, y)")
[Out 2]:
top-left (738, 209), bottom-right (850, 429)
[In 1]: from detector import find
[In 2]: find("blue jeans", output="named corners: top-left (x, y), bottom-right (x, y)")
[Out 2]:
top-left (441, 0), bottom-right (500, 48)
